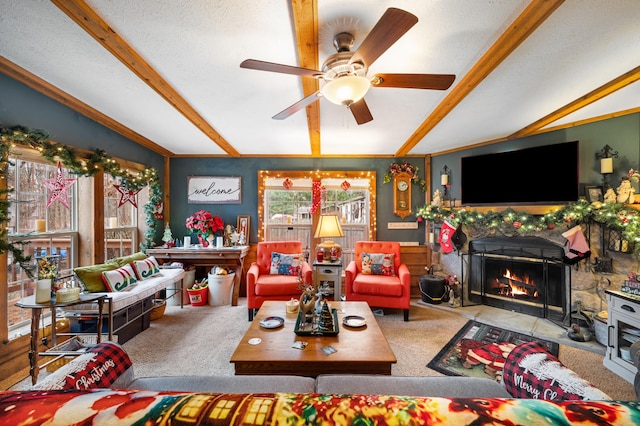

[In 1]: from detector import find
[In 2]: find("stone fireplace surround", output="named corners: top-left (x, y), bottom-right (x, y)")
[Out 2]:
top-left (435, 222), bottom-right (639, 324)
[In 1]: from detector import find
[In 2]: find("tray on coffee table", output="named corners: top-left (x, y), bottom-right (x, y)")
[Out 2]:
top-left (294, 308), bottom-right (339, 336)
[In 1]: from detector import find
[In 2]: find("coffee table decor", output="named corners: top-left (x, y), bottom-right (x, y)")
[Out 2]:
top-left (294, 301), bottom-right (339, 336)
top-left (259, 316), bottom-right (284, 329)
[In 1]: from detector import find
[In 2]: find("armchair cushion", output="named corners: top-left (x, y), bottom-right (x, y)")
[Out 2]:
top-left (270, 252), bottom-right (304, 276)
top-left (351, 273), bottom-right (404, 297)
top-left (362, 252), bottom-right (395, 276)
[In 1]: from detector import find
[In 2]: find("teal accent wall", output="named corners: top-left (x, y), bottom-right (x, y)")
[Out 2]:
top-left (431, 114), bottom-right (640, 202)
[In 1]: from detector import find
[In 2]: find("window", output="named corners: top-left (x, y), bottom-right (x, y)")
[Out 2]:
top-left (104, 175), bottom-right (140, 260)
top-left (259, 171), bottom-right (376, 268)
top-left (6, 158), bottom-right (78, 333)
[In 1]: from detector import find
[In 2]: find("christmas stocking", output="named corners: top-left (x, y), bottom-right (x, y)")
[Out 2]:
top-left (562, 225), bottom-right (591, 264)
top-left (439, 220), bottom-right (456, 254)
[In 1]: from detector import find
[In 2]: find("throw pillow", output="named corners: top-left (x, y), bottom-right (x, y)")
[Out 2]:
top-left (101, 264), bottom-right (138, 292)
top-left (113, 251), bottom-right (147, 268)
top-left (132, 256), bottom-right (161, 280)
top-left (361, 252), bottom-right (395, 276)
top-left (270, 252), bottom-right (303, 276)
top-left (74, 261), bottom-right (120, 293)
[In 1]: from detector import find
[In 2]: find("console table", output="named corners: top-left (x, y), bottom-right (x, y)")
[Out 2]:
top-left (16, 293), bottom-right (108, 385)
top-left (147, 246), bottom-right (249, 306)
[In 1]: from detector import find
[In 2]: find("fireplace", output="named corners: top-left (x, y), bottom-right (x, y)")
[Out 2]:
top-left (468, 237), bottom-right (567, 321)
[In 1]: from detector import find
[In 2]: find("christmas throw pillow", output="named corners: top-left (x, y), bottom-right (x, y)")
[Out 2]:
top-left (132, 256), bottom-right (161, 280)
top-left (270, 252), bottom-right (303, 276)
top-left (361, 253), bottom-right (395, 276)
top-left (102, 264), bottom-right (138, 292)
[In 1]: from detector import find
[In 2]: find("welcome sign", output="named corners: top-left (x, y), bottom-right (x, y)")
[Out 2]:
top-left (187, 176), bottom-right (242, 204)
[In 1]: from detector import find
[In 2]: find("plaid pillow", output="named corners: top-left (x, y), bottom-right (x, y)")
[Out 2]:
top-left (101, 264), bottom-right (138, 292)
top-left (361, 253), bottom-right (395, 276)
top-left (270, 252), bottom-right (303, 276)
top-left (132, 256), bottom-right (161, 280)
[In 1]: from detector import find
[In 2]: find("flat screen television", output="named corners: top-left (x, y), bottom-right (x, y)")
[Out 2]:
top-left (460, 141), bottom-right (579, 205)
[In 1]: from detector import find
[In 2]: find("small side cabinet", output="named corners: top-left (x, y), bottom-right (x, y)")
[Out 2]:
top-left (603, 290), bottom-right (640, 384)
top-left (313, 261), bottom-right (342, 301)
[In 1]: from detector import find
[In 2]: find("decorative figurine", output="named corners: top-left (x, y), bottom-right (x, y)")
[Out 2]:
top-left (604, 187), bottom-right (617, 204)
top-left (616, 178), bottom-right (635, 204)
top-left (431, 189), bottom-right (443, 207)
top-left (568, 323), bottom-right (592, 342)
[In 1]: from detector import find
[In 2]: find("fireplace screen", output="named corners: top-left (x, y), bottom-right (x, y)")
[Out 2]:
top-left (468, 237), bottom-right (566, 321)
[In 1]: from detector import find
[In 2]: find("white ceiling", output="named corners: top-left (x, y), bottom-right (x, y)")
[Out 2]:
top-left (1, 1), bottom-right (638, 157)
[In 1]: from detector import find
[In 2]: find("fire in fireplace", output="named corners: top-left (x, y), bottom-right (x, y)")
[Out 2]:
top-left (468, 237), bottom-right (567, 321)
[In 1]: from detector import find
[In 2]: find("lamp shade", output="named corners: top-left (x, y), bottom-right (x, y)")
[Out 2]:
top-left (321, 76), bottom-right (371, 106)
top-left (314, 215), bottom-right (344, 238)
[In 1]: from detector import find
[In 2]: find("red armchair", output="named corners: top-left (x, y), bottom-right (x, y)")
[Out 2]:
top-left (345, 241), bottom-right (411, 321)
top-left (246, 241), bottom-right (312, 321)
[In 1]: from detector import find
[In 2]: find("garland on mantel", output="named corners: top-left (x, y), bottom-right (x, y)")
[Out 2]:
top-left (0, 125), bottom-right (162, 270)
top-left (416, 199), bottom-right (640, 256)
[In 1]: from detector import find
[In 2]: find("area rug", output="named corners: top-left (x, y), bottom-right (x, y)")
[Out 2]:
top-left (427, 320), bottom-right (559, 381)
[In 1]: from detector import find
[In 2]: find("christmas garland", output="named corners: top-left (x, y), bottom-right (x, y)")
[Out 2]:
top-left (383, 161), bottom-right (427, 192)
top-left (0, 125), bottom-right (162, 271)
top-left (417, 199), bottom-right (640, 256)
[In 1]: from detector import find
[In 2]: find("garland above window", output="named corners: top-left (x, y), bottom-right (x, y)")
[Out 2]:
top-left (0, 125), bottom-right (162, 270)
top-left (417, 199), bottom-right (640, 256)
top-left (383, 161), bottom-right (427, 192)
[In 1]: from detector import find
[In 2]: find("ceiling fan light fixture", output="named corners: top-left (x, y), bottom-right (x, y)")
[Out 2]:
top-left (321, 75), bottom-right (371, 106)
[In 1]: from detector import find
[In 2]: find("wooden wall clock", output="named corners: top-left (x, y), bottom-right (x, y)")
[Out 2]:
top-left (393, 172), bottom-right (412, 219)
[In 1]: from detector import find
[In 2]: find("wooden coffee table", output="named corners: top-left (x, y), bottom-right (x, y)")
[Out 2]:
top-left (230, 301), bottom-right (396, 377)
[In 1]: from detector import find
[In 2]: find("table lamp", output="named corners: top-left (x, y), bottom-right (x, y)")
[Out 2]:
top-left (314, 214), bottom-right (344, 262)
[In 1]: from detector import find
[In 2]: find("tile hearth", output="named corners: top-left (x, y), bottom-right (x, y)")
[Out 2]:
top-left (415, 300), bottom-right (605, 355)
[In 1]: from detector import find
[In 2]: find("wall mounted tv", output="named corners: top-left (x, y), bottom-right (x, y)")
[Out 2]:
top-left (460, 141), bottom-right (579, 205)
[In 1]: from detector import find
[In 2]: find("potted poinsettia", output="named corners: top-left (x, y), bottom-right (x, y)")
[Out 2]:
top-left (185, 210), bottom-right (224, 247)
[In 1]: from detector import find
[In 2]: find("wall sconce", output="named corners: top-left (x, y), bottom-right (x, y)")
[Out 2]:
top-left (595, 145), bottom-right (619, 190)
top-left (440, 165), bottom-right (451, 199)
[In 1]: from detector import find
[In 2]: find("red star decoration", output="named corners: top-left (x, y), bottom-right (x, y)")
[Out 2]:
top-left (44, 162), bottom-right (77, 208)
top-left (115, 184), bottom-right (142, 208)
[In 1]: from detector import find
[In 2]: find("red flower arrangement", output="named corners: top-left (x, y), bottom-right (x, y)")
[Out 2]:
top-left (185, 210), bottom-right (224, 238)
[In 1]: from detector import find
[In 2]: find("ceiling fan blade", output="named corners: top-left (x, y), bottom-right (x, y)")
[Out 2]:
top-left (349, 8), bottom-right (418, 67)
top-left (273, 92), bottom-right (321, 120)
top-left (240, 59), bottom-right (321, 77)
top-left (349, 98), bottom-right (373, 125)
top-left (371, 73), bottom-right (456, 90)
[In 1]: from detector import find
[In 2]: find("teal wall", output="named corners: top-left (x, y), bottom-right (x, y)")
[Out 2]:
top-left (431, 114), bottom-right (640, 201)
top-left (2, 72), bottom-right (639, 245)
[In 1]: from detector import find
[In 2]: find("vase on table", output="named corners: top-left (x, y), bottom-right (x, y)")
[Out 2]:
top-left (197, 234), bottom-right (208, 247)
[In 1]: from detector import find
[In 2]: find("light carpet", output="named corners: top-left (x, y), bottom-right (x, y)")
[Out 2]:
top-left (6, 299), bottom-right (637, 400)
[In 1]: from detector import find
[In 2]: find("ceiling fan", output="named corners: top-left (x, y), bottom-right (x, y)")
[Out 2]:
top-left (240, 7), bottom-right (455, 125)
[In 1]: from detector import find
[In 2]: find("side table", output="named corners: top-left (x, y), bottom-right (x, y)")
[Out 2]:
top-left (313, 260), bottom-right (343, 301)
top-left (16, 294), bottom-right (109, 385)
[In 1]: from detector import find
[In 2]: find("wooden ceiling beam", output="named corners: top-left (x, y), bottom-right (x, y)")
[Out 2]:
top-left (510, 65), bottom-right (640, 138)
top-left (51, 0), bottom-right (240, 157)
top-left (0, 55), bottom-right (174, 157)
top-left (291, 0), bottom-right (321, 156)
top-left (396, 0), bottom-right (565, 157)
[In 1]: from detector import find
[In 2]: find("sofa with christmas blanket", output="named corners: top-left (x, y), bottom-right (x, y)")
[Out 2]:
top-left (4, 341), bottom-right (636, 425)
top-left (63, 252), bottom-right (185, 343)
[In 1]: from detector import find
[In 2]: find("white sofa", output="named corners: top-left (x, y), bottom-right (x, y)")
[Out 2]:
top-left (66, 254), bottom-right (185, 343)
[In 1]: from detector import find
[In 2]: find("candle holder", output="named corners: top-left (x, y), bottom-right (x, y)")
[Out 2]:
top-left (440, 165), bottom-right (451, 200)
top-left (595, 145), bottom-right (618, 191)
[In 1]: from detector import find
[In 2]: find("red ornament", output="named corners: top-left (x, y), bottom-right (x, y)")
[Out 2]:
top-left (43, 162), bottom-right (77, 208)
top-left (341, 180), bottom-right (351, 191)
top-left (417, 217), bottom-right (423, 223)
top-left (513, 221), bottom-right (522, 229)
top-left (283, 178), bottom-right (293, 190)
top-left (547, 223), bottom-right (555, 230)
top-left (115, 184), bottom-right (142, 208)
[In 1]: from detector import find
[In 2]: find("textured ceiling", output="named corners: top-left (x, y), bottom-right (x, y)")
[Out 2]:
top-left (0, 0), bottom-right (638, 157)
